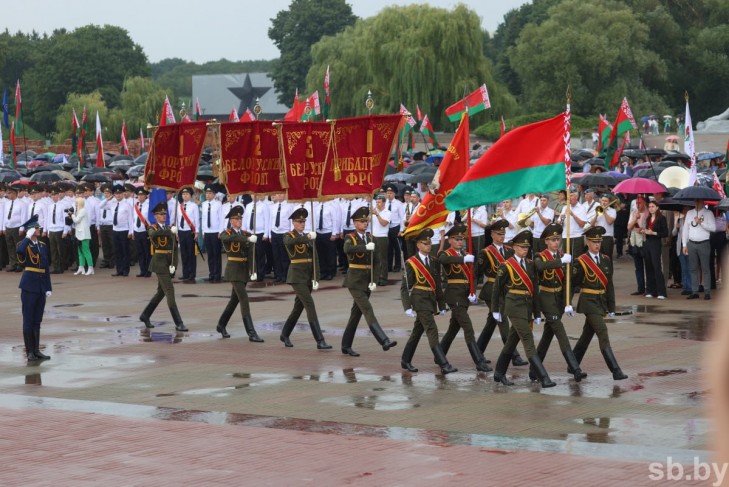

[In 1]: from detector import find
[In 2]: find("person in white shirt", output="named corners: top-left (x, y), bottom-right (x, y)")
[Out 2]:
top-left (595, 194), bottom-right (617, 258)
top-left (96, 184), bottom-right (116, 269)
top-left (559, 191), bottom-right (588, 259)
top-left (131, 187), bottom-right (151, 278)
top-left (269, 194), bottom-right (293, 283)
top-left (370, 194), bottom-right (391, 285)
top-left (530, 194), bottom-right (554, 253)
top-left (4, 184), bottom-right (28, 271)
top-left (101, 184), bottom-right (134, 276)
top-left (384, 185), bottom-right (404, 273)
top-left (313, 199), bottom-right (340, 280)
top-left (201, 185), bottom-right (224, 283)
top-left (500, 200), bottom-right (519, 243)
top-left (27, 185), bottom-right (47, 242)
top-left (176, 187), bottom-right (199, 283)
top-left (682, 199), bottom-right (716, 299)
top-left (244, 196), bottom-right (271, 282)
top-left (0, 186), bottom-right (6, 269)
top-left (82, 183), bottom-right (101, 266)
top-left (581, 189), bottom-right (599, 222)
top-left (469, 205), bottom-right (488, 256)
top-left (515, 193), bottom-right (539, 216)
top-left (44, 187), bottom-right (71, 274)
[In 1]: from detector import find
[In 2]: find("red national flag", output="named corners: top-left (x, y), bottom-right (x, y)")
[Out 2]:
top-left (159, 95), bottom-right (176, 126)
top-left (404, 114), bottom-right (470, 237)
top-left (318, 114), bottom-right (404, 199)
top-left (605, 97), bottom-right (637, 167)
top-left (241, 108), bottom-right (256, 122)
top-left (324, 65), bottom-right (330, 99)
top-left (95, 111), bottom-right (104, 168)
top-left (139, 128), bottom-right (145, 155)
top-left (713, 172), bottom-right (726, 198)
top-left (120, 120), bottom-right (129, 155)
top-left (145, 122), bottom-right (208, 191)
top-left (14, 80), bottom-right (23, 134)
top-left (445, 84), bottom-right (491, 122)
top-left (399, 103), bottom-right (416, 127)
top-left (416, 104), bottom-right (424, 122)
top-left (79, 107), bottom-right (88, 158)
top-left (597, 114), bottom-right (611, 151)
top-left (284, 89), bottom-right (305, 122)
top-left (195, 98), bottom-right (202, 121)
top-left (229, 108), bottom-right (240, 122)
top-left (307, 91), bottom-right (321, 116)
top-left (500, 115), bottom-right (506, 138)
top-left (9, 121), bottom-right (15, 167)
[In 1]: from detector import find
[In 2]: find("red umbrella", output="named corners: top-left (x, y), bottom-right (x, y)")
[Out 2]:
top-left (613, 177), bottom-right (667, 194)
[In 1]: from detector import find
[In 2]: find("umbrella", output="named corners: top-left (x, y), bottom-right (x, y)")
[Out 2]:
top-left (697, 152), bottom-right (724, 161)
top-left (657, 160), bottom-right (680, 168)
top-left (645, 148), bottom-right (666, 157)
top-left (404, 162), bottom-right (433, 174)
top-left (717, 198), bottom-right (729, 211)
top-left (196, 166), bottom-right (215, 181)
top-left (673, 186), bottom-right (722, 201)
top-left (662, 152), bottom-right (690, 162)
top-left (384, 164), bottom-right (396, 176)
top-left (384, 172), bottom-right (415, 183)
top-left (621, 149), bottom-right (645, 159)
top-left (30, 172), bottom-right (63, 183)
top-left (52, 153), bottom-right (69, 163)
top-left (19, 150), bottom-right (37, 159)
top-left (0, 172), bottom-right (20, 183)
top-left (81, 173), bottom-right (112, 183)
top-left (425, 154), bottom-right (444, 165)
top-left (665, 135), bottom-right (679, 142)
top-left (126, 165), bottom-right (145, 178)
top-left (52, 170), bottom-right (76, 181)
top-left (32, 163), bottom-right (64, 173)
top-left (634, 167), bottom-right (666, 179)
top-left (109, 159), bottom-right (136, 169)
top-left (657, 197), bottom-right (693, 212)
top-left (410, 172), bottom-right (435, 184)
top-left (613, 177), bottom-right (667, 194)
top-left (111, 154), bottom-right (134, 162)
top-left (135, 153), bottom-right (149, 165)
top-left (578, 173), bottom-right (620, 187)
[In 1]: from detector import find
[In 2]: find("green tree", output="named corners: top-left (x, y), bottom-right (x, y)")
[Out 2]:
top-left (0, 29), bottom-right (48, 90)
top-left (54, 91), bottom-right (108, 145)
top-left (24, 24), bottom-right (149, 136)
top-left (509, 0), bottom-right (668, 118)
top-left (269, 0), bottom-right (356, 105)
top-left (308, 4), bottom-right (515, 128)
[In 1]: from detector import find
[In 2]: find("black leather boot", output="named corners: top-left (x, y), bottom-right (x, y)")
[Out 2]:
top-left (139, 297), bottom-right (161, 329)
top-left (511, 351), bottom-right (528, 366)
top-left (467, 341), bottom-right (492, 372)
top-left (601, 346), bottom-right (628, 380)
top-left (33, 330), bottom-right (50, 360)
top-left (432, 345), bottom-right (457, 374)
top-left (243, 314), bottom-right (263, 342)
top-left (310, 321), bottom-right (332, 349)
top-left (280, 319), bottom-right (296, 347)
top-left (170, 306), bottom-right (188, 332)
top-left (493, 353), bottom-right (514, 385)
top-left (24, 332), bottom-right (40, 361)
top-left (216, 298), bottom-right (236, 338)
top-left (529, 354), bottom-right (556, 387)
top-left (564, 350), bottom-right (587, 382)
top-left (369, 321), bottom-right (397, 351)
top-left (400, 337), bottom-right (419, 372)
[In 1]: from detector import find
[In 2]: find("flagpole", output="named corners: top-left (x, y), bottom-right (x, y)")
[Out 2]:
top-left (632, 99), bottom-right (659, 181)
top-left (565, 87), bottom-right (572, 308)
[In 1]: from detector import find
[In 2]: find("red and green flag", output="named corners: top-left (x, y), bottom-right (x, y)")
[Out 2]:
top-left (120, 120), bottom-right (129, 155)
top-left (322, 65), bottom-right (331, 120)
top-left (79, 107), bottom-right (88, 158)
top-left (300, 91), bottom-right (321, 121)
top-left (139, 128), bottom-right (145, 156)
top-left (604, 98), bottom-right (637, 167)
top-left (284, 89), bottom-right (305, 122)
top-left (194, 98), bottom-right (202, 121)
top-left (71, 109), bottom-right (80, 156)
top-left (229, 108), bottom-right (239, 122)
top-left (446, 111), bottom-right (569, 210)
top-left (398, 103), bottom-right (416, 150)
top-left (405, 114), bottom-right (470, 237)
top-left (597, 114), bottom-right (611, 152)
top-left (445, 84), bottom-right (491, 123)
top-left (420, 114), bottom-right (439, 147)
top-left (8, 121), bottom-right (15, 168)
top-left (14, 80), bottom-right (23, 135)
top-left (95, 111), bottom-right (104, 168)
top-left (159, 95), bottom-right (176, 126)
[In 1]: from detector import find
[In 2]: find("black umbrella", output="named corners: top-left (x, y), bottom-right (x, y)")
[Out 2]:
top-left (30, 172), bottom-right (63, 183)
top-left (622, 149), bottom-right (645, 159)
top-left (134, 153), bottom-right (148, 165)
top-left (634, 167), bottom-right (666, 179)
top-left (717, 198), bottom-right (729, 211)
top-left (0, 172), bottom-right (20, 183)
top-left (645, 148), bottom-right (667, 158)
top-left (384, 164), bottom-right (396, 176)
top-left (657, 160), bottom-right (680, 168)
top-left (81, 173), bottom-right (112, 183)
top-left (111, 154), bottom-right (134, 162)
top-left (109, 159), bottom-right (136, 169)
top-left (662, 152), bottom-right (691, 162)
top-left (673, 186), bottom-right (722, 201)
top-left (31, 163), bottom-right (64, 173)
top-left (403, 162), bottom-right (433, 174)
top-left (197, 166), bottom-right (215, 181)
top-left (126, 165), bottom-right (145, 178)
top-left (657, 197), bottom-right (693, 212)
top-left (410, 172), bottom-right (435, 184)
top-left (579, 173), bottom-right (620, 187)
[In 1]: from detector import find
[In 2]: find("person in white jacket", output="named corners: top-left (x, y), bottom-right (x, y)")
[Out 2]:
top-left (71, 197), bottom-right (94, 275)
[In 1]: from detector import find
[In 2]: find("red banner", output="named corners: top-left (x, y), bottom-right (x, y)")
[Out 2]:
top-left (220, 121), bottom-right (286, 196)
top-left (318, 114), bottom-right (402, 199)
top-left (145, 122), bottom-right (207, 191)
top-left (280, 121), bottom-right (331, 201)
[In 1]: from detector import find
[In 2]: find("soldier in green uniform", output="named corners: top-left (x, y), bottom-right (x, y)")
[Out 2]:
top-left (437, 224), bottom-right (491, 372)
top-left (400, 228), bottom-right (457, 374)
top-left (475, 220), bottom-right (528, 366)
top-left (530, 223), bottom-right (586, 382)
top-left (280, 207), bottom-right (332, 349)
top-left (491, 230), bottom-right (555, 387)
top-left (215, 206), bottom-right (263, 342)
top-left (139, 202), bottom-right (188, 332)
top-left (340, 207), bottom-right (397, 356)
top-left (569, 226), bottom-right (628, 380)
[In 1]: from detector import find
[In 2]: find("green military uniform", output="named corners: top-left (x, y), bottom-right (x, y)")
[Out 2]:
top-left (492, 230), bottom-right (555, 387)
top-left (400, 228), bottom-right (456, 374)
top-left (570, 226), bottom-right (627, 380)
top-left (279, 207), bottom-right (331, 349)
top-left (475, 220), bottom-right (528, 366)
top-left (341, 207), bottom-right (396, 356)
top-left (215, 205), bottom-right (263, 342)
top-left (437, 224), bottom-right (490, 372)
top-left (531, 224), bottom-right (586, 382)
top-left (139, 202), bottom-right (187, 332)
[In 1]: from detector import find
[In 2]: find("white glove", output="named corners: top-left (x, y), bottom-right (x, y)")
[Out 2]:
top-left (368, 282), bottom-right (377, 291)
top-left (608, 312), bottom-right (616, 318)
top-left (365, 242), bottom-right (375, 251)
top-left (405, 308), bottom-right (415, 317)
top-left (564, 305), bottom-right (574, 317)
top-left (560, 254), bottom-right (572, 264)
top-left (26, 228), bottom-right (36, 239)
top-left (463, 254), bottom-right (475, 263)
top-left (248, 234), bottom-right (258, 243)
top-left (468, 293), bottom-right (478, 304)
top-left (169, 265), bottom-right (176, 274)
top-left (45, 291), bottom-right (52, 297)
top-left (170, 225), bottom-right (178, 235)
top-left (250, 273), bottom-right (258, 281)
top-left (492, 312), bottom-right (502, 322)
top-left (312, 280), bottom-right (319, 290)
top-left (534, 317), bottom-right (543, 326)
top-left (308, 231), bottom-right (317, 240)
top-left (439, 309), bottom-right (448, 315)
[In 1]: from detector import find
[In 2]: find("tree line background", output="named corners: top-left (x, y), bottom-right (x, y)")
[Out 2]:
top-left (0, 0), bottom-right (727, 145)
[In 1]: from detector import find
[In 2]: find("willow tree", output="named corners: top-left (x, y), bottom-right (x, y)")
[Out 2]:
top-left (307, 4), bottom-right (515, 129)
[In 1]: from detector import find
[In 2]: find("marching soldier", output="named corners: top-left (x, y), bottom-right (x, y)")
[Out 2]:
top-left (400, 228), bottom-right (457, 375)
top-left (340, 207), bottom-right (397, 356)
top-left (491, 230), bottom-right (555, 387)
top-left (569, 226), bottom-right (628, 380)
top-left (139, 202), bottom-right (189, 332)
top-left (530, 223), bottom-right (586, 382)
top-left (475, 220), bottom-right (528, 366)
top-left (215, 205), bottom-right (263, 342)
top-left (279, 207), bottom-right (332, 349)
top-left (437, 224), bottom-right (491, 372)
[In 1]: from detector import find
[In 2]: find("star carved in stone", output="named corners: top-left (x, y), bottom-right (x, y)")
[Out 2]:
top-left (228, 74), bottom-right (270, 114)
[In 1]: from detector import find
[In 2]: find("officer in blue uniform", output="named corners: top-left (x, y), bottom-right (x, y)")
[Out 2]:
top-left (17, 215), bottom-right (52, 362)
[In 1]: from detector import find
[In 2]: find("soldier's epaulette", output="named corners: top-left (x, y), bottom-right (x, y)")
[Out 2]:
top-left (224, 228), bottom-right (232, 235)
top-left (151, 224), bottom-right (159, 230)
top-left (38, 241), bottom-right (46, 247)
top-left (349, 233), bottom-right (357, 244)
top-left (287, 231), bottom-right (296, 238)
top-left (600, 253), bottom-right (610, 261)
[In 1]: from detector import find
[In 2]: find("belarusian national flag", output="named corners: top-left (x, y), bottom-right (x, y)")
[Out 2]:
top-left (420, 114), bottom-right (439, 147)
top-left (416, 104), bottom-right (424, 122)
top-left (300, 92), bottom-right (321, 121)
top-left (445, 84), bottom-right (491, 122)
top-left (446, 112), bottom-right (569, 210)
top-left (284, 89), bottom-right (305, 122)
top-left (229, 108), bottom-right (240, 122)
top-left (194, 98), bottom-right (202, 121)
top-left (71, 109), bottom-right (79, 156)
top-left (323, 65), bottom-right (331, 119)
top-left (685, 97), bottom-right (697, 186)
top-left (9, 122), bottom-right (15, 168)
top-left (14, 80), bottom-right (23, 134)
top-left (500, 115), bottom-right (506, 138)
top-left (598, 114), bottom-right (611, 152)
top-left (95, 111), bottom-right (104, 168)
top-left (404, 114), bottom-right (470, 237)
top-left (241, 108), bottom-right (255, 122)
top-left (159, 95), bottom-right (176, 126)
top-left (120, 120), bottom-right (129, 155)
top-left (604, 98), bottom-right (637, 167)
top-left (2, 87), bottom-right (8, 129)
top-left (80, 107), bottom-right (88, 157)
top-left (712, 171), bottom-right (726, 198)
top-left (139, 128), bottom-right (145, 155)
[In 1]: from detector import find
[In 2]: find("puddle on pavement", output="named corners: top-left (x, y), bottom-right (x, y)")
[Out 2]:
top-left (562, 416), bottom-right (710, 448)
top-left (610, 305), bottom-right (712, 341)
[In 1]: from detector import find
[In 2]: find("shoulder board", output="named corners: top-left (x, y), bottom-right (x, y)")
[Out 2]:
top-left (349, 233), bottom-right (357, 244)
top-left (225, 229), bottom-right (232, 234)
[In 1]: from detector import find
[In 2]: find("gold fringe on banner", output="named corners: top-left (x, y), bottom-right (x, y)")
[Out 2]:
top-left (276, 124), bottom-right (290, 189)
